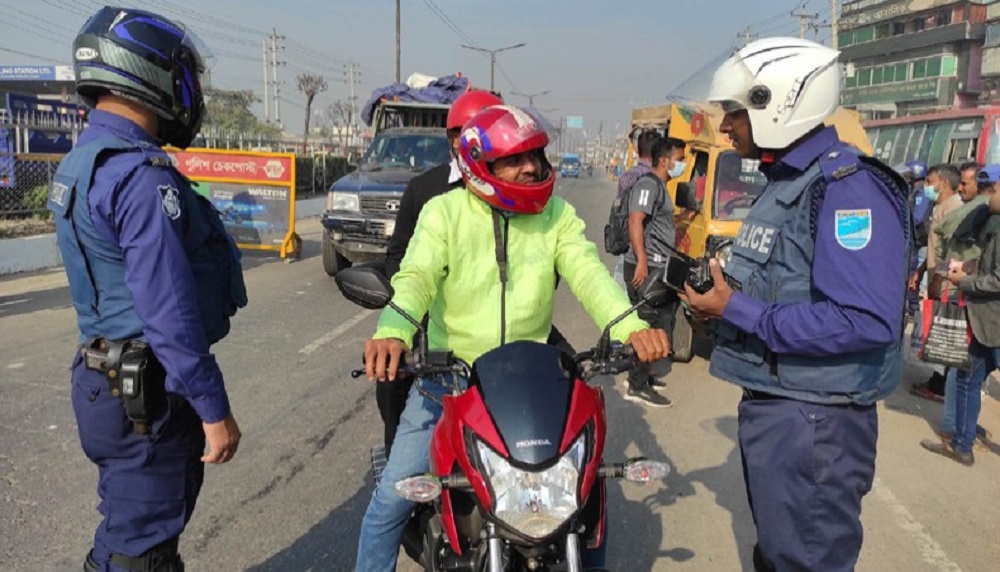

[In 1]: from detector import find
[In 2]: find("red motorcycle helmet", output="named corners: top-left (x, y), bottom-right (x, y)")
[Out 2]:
top-left (457, 105), bottom-right (554, 215)
top-left (447, 90), bottom-right (504, 131)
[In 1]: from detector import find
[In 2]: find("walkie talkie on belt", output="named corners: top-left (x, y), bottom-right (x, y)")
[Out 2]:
top-left (82, 339), bottom-right (166, 434)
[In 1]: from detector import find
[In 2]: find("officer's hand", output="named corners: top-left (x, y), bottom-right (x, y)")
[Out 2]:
top-left (631, 260), bottom-right (649, 289)
top-left (908, 271), bottom-right (921, 292)
top-left (202, 414), bottom-right (241, 464)
top-left (684, 259), bottom-right (733, 321)
top-left (627, 328), bottom-right (670, 363)
top-left (364, 337), bottom-right (409, 382)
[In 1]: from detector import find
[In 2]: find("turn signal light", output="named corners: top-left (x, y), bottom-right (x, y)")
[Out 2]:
top-left (394, 474), bottom-right (443, 502)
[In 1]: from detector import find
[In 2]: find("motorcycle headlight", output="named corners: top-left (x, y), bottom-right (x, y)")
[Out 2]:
top-left (476, 435), bottom-right (587, 539)
top-left (327, 191), bottom-right (359, 212)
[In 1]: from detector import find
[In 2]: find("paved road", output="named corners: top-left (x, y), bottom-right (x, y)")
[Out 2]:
top-left (2, 175), bottom-right (998, 571)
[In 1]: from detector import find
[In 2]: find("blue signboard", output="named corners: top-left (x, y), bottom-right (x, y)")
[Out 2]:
top-left (0, 65), bottom-right (74, 81)
top-left (565, 116), bottom-right (584, 129)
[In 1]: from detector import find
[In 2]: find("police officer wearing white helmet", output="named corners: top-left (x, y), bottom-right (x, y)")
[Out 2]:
top-left (685, 38), bottom-right (911, 571)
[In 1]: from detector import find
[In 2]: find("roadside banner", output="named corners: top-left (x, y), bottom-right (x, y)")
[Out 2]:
top-left (167, 148), bottom-right (302, 259)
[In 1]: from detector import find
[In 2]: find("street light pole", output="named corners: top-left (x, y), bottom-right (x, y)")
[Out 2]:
top-left (395, 0), bottom-right (401, 83)
top-left (461, 42), bottom-right (526, 91)
top-left (511, 89), bottom-right (551, 107)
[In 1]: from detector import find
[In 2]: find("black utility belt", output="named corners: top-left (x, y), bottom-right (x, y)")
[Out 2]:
top-left (742, 388), bottom-right (788, 401)
top-left (81, 338), bottom-right (166, 434)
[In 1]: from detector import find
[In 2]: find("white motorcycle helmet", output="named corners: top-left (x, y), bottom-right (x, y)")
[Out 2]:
top-left (707, 37), bottom-right (842, 150)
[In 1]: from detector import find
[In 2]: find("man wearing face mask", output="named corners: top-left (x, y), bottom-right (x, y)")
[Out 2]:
top-left (622, 136), bottom-right (686, 407)
top-left (910, 164), bottom-right (964, 298)
top-left (908, 165), bottom-right (965, 399)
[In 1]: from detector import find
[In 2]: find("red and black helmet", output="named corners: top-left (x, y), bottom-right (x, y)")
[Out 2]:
top-left (447, 90), bottom-right (504, 131)
top-left (457, 105), bottom-right (554, 215)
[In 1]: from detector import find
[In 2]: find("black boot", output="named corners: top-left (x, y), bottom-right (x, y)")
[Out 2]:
top-left (108, 537), bottom-right (185, 571)
top-left (83, 551), bottom-right (100, 572)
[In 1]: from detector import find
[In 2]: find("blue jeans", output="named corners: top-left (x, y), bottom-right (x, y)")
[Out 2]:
top-left (953, 337), bottom-right (1000, 453)
top-left (355, 376), bottom-right (607, 571)
top-left (941, 367), bottom-right (961, 434)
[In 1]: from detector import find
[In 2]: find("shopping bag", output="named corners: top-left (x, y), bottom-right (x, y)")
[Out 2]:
top-left (918, 292), bottom-right (972, 369)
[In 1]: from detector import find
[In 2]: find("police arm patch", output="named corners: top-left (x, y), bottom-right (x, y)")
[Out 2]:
top-left (834, 209), bottom-right (871, 250)
top-left (159, 184), bottom-right (182, 220)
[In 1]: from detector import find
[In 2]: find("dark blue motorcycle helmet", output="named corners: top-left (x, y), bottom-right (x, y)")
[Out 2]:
top-left (904, 159), bottom-right (928, 181)
top-left (73, 6), bottom-right (211, 148)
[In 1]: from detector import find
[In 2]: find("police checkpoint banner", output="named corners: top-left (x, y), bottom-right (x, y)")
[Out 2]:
top-left (165, 148), bottom-right (302, 259)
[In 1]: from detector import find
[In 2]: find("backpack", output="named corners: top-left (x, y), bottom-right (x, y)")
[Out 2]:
top-left (911, 190), bottom-right (933, 248)
top-left (604, 173), bottom-right (663, 255)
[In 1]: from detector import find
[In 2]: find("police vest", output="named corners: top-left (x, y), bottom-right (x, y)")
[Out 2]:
top-left (48, 134), bottom-right (248, 345)
top-left (709, 144), bottom-right (911, 405)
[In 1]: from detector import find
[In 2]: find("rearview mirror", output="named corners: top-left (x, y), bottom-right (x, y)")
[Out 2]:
top-left (639, 267), bottom-right (670, 308)
top-left (335, 266), bottom-right (394, 310)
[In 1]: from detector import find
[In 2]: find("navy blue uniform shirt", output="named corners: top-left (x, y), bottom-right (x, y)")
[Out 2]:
top-left (80, 110), bottom-right (229, 423)
top-left (722, 127), bottom-right (907, 356)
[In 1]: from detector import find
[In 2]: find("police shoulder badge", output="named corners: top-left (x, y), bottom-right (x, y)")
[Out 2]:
top-left (834, 209), bottom-right (872, 250)
top-left (159, 184), bottom-right (181, 220)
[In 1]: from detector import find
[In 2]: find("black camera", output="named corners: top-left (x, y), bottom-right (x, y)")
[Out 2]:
top-left (662, 246), bottom-right (741, 294)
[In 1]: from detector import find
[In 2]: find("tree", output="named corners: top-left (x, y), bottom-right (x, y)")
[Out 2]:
top-left (324, 101), bottom-right (353, 152)
top-left (297, 73), bottom-right (329, 153)
top-left (202, 87), bottom-right (278, 135)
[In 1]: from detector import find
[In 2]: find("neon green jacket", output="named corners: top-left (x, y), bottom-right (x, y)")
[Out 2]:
top-left (373, 187), bottom-right (649, 364)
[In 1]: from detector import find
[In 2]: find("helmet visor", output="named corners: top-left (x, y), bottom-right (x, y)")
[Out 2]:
top-left (705, 47), bottom-right (763, 113)
top-left (179, 24), bottom-right (215, 76)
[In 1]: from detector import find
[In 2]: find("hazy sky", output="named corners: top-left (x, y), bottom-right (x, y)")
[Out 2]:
top-left (1, 0), bottom-right (837, 137)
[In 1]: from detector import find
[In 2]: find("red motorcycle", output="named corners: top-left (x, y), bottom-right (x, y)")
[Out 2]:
top-left (337, 267), bottom-right (671, 572)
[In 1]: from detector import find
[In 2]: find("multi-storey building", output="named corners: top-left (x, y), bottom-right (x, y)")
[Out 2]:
top-left (839, 0), bottom-right (989, 118)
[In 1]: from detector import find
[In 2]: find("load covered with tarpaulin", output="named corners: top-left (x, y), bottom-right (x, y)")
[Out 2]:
top-left (360, 73), bottom-right (470, 126)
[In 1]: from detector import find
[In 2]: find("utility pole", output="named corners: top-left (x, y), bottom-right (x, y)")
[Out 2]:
top-left (269, 28), bottom-right (286, 129)
top-left (262, 38), bottom-right (270, 123)
top-left (345, 60), bottom-right (361, 146)
top-left (395, 0), bottom-right (401, 83)
top-left (792, 2), bottom-right (818, 39)
top-left (831, 0), bottom-right (840, 49)
top-left (510, 89), bottom-right (550, 107)
top-left (461, 42), bottom-right (526, 91)
top-left (808, 1), bottom-right (840, 48)
top-left (736, 25), bottom-right (758, 47)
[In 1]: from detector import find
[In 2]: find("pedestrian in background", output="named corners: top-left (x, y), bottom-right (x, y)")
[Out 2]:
top-left (924, 162), bottom-right (991, 442)
top-left (622, 136), bottom-right (686, 408)
top-left (922, 165), bottom-right (1000, 466)
top-left (910, 164), bottom-right (965, 402)
top-left (612, 130), bottom-right (659, 286)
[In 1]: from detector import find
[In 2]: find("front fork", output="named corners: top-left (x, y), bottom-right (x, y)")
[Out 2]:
top-left (483, 523), bottom-right (585, 572)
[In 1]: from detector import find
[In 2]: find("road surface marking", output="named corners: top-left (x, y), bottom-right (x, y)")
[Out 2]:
top-left (873, 477), bottom-right (962, 572)
top-left (298, 309), bottom-right (373, 355)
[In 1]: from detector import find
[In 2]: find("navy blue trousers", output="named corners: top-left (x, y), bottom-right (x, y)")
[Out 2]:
top-left (738, 397), bottom-right (878, 572)
top-left (71, 354), bottom-right (205, 571)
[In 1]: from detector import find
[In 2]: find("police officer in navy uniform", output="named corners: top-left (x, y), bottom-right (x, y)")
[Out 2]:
top-left (49, 7), bottom-right (247, 571)
top-left (686, 38), bottom-right (910, 571)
